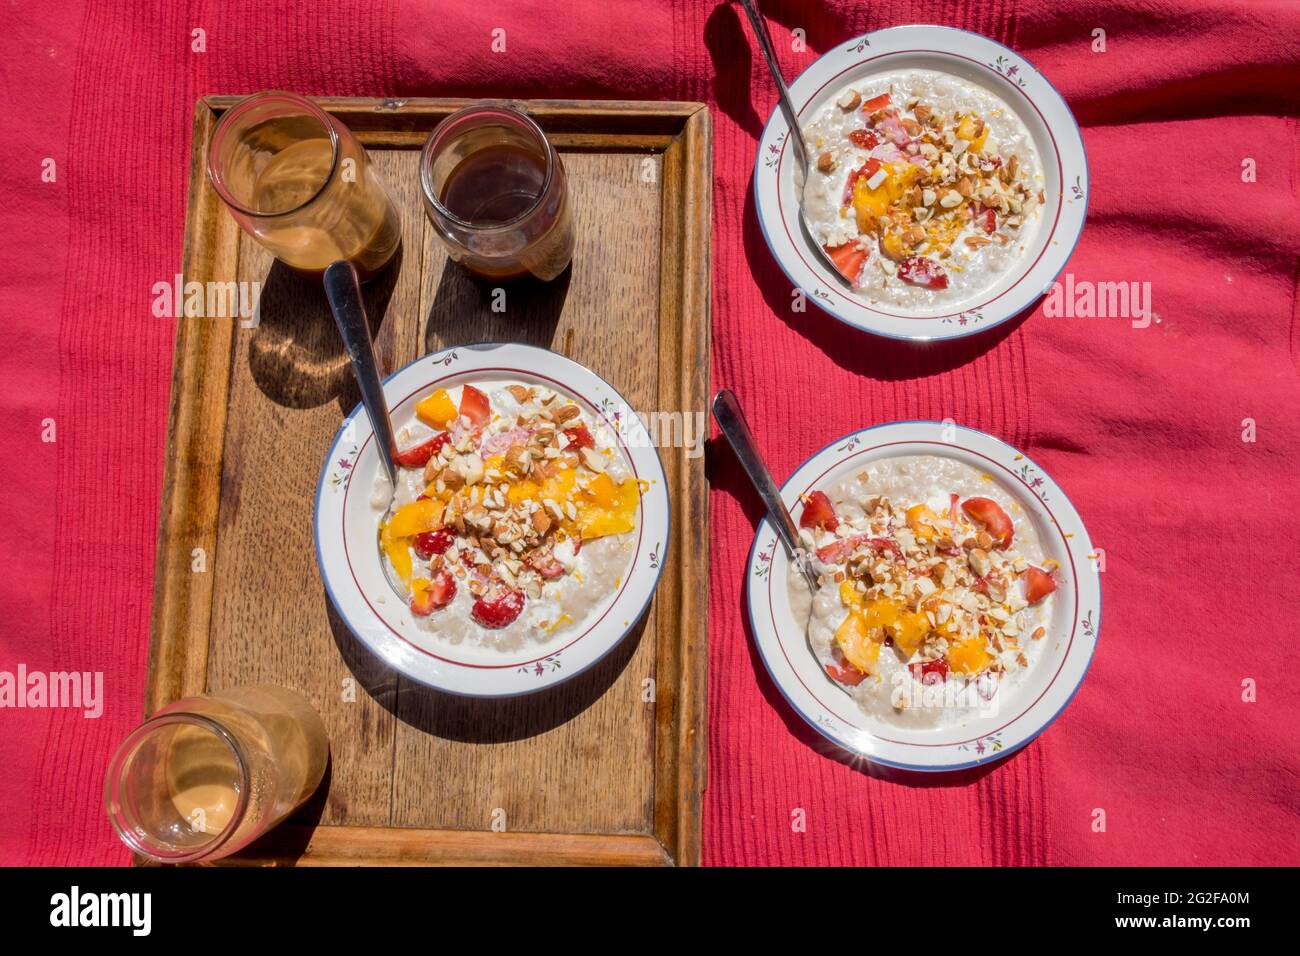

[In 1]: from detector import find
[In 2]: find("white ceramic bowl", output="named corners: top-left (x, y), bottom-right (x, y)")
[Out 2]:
top-left (315, 343), bottom-right (670, 697)
top-left (753, 24), bottom-right (1089, 341)
top-left (745, 421), bottom-right (1100, 770)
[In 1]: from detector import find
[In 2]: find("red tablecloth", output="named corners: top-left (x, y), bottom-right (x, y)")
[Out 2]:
top-left (2, 0), bottom-right (1297, 866)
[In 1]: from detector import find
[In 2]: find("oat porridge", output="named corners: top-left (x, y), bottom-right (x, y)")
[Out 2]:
top-left (374, 380), bottom-right (643, 652)
top-left (801, 69), bottom-right (1045, 310)
top-left (787, 456), bottom-right (1059, 729)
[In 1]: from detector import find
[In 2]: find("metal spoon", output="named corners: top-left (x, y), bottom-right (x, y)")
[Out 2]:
top-left (712, 389), bottom-right (819, 592)
top-left (737, 0), bottom-right (851, 288)
top-left (322, 260), bottom-right (407, 598)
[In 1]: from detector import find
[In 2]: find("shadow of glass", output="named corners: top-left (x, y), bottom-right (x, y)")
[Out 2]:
top-left (247, 246), bottom-right (403, 413)
top-left (228, 757), bottom-right (332, 863)
top-left (423, 260), bottom-right (570, 353)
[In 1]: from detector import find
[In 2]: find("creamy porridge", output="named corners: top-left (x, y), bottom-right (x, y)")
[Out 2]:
top-left (374, 380), bottom-right (643, 652)
top-left (801, 69), bottom-right (1045, 310)
top-left (786, 456), bottom-right (1058, 729)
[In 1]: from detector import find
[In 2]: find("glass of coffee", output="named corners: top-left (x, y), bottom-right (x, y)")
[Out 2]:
top-left (419, 104), bottom-right (575, 282)
top-left (103, 685), bottom-right (329, 864)
top-left (207, 91), bottom-right (401, 278)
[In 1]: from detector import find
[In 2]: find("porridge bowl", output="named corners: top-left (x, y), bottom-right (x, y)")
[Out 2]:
top-left (315, 343), bottom-right (670, 697)
top-left (753, 25), bottom-right (1088, 341)
top-left (745, 421), bottom-right (1100, 771)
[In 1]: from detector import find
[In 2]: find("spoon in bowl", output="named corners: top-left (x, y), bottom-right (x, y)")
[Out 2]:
top-left (322, 260), bottom-right (408, 599)
top-left (737, 0), bottom-right (852, 289)
top-left (714, 389), bottom-right (856, 696)
top-left (712, 389), bottom-right (819, 592)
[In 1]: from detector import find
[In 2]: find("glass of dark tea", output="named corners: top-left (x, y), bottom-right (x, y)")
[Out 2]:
top-left (207, 91), bottom-right (401, 278)
top-left (419, 105), bottom-right (575, 282)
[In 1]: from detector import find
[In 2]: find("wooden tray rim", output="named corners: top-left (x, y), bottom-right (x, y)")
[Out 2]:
top-left (146, 96), bottom-right (711, 867)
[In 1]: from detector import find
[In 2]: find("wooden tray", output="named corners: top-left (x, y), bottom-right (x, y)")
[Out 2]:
top-left (146, 97), bottom-right (711, 866)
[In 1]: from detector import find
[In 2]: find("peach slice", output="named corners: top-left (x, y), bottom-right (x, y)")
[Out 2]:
top-left (415, 388), bottom-right (458, 429)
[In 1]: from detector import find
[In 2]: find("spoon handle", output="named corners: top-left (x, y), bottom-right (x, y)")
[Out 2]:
top-left (712, 389), bottom-right (819, 591)
top-left (324, 260), bottom-right (399, 490)
top-left (737, 0), bottom-right (810, 172)
top-left (738, 0), bottom-right (852, 288)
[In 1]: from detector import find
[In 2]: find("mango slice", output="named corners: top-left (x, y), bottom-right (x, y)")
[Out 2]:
top-left (578, 478), bottom-right (641, 538)
top-left (947, 638), bottom-right (993, 675)
top-left (416, 388), bottom-right (458, 429)
top-left (834, 611), bottom-right (881, 675)
top-left (502, 466), bottom-right (640, 539)
top-left (905, 503), bottom-right (943, 541)
top-left (380, 520), bottom-right (413, 587)
top-left (583, 472), bottom-right (618, 508)
top-left (870, 598), bottom-right (931, 657)
top-left (387, 499), bottom-right (444, 538)
top-left (852, 161), bottom-right (920, 234)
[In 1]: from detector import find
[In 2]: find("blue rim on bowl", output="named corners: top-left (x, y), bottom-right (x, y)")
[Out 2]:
top-left (313, 343), bottom-right (671, 698)
top-left (744, 420), bottom-right (1101, 771)
top-left (752, 24), bottom-right (1090, 342)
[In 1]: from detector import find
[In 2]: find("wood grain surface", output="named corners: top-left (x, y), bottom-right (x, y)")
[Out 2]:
top-left (146, 98), bottom-right (711, 865)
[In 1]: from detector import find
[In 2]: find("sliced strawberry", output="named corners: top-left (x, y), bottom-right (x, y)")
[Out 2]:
top-left (973, 202), bottom-right (996, 235)
top-left (826, 661), bottom-right (868, 686)
top-left (471, 588), bottom-right (525, 629)
top-left (563, 423), bottom-right (595, 450)
top-left (897, 255), bottom-right (949, 290)
top-left (815, 535), bottom-right (861, 564)
top-left (826, 647), bottom-right (868, 686)
top-left (824, 242), bottom-right (868, 284)
top-left (841, 158), bottom-right (883, 203)
top-left (799, 490), bottom-right (839, 532)
top-left (526, 552), bottom-right (566, 579)
top-left (879, 114), bottom-right (910, 146)
top-left (848, 128), bottom-right (881, 150)
top-left (861, 92), bottom-right (891, 113)
top-left (1023, 566), bottom-right (1057, 604)
top-left (427, 570), bottom-right (456, 608)
top-left (868, 537), bottom-right (905, 561)
top-left (413, 529), bottom-right (455, 560)
top-left (814, 535), bottom-right (901, 565)
top-left (409, 588), bottom-right (435, 617)
top-left (394, 431), bottom-right (450, 469)
top-left (458, 384), bottom-right (491, 428)
top-left (961, 497), bottom-right (1014, 549)
top-left (409, 570), bottom-right (456, 616)
top-left (910, 658), bottom-right (950, 685)
top-left (948, 493), bottom-right (961, 525)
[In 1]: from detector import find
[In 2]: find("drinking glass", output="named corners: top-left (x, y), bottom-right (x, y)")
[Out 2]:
top-left (419, 105), bottom-right (575, 281)
top-left (104, 685), bottom-right (329, 864)
top-left (207, 91), bottom-right (401, 278)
